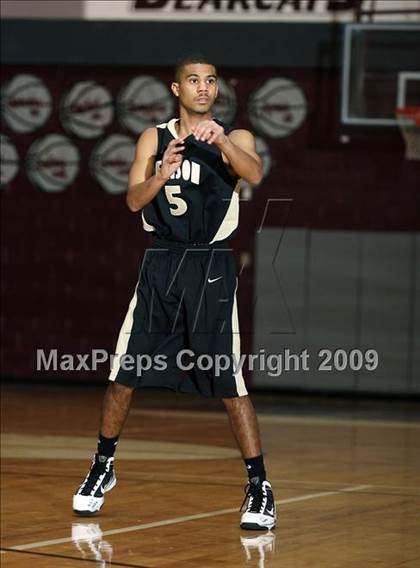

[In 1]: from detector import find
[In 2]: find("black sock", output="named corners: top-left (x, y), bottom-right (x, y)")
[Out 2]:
top-left (97, 434), bottom-right (119, 458)
top-left (244, 454), bottom-right (266, 484)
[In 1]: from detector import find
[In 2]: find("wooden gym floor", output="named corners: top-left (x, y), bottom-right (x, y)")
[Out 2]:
top-left (1, 382), bottom-right (419, 567)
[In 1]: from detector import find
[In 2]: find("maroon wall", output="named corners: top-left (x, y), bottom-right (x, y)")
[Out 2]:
top-left (1, 64), bottom-right (418, 383)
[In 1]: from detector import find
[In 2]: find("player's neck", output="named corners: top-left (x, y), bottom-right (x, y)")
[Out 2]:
top-left (176, 110), bottom-right (213, 138)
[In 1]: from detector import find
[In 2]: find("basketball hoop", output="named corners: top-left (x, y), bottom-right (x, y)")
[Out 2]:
top-left (396, 107), bottom-right (420, 161)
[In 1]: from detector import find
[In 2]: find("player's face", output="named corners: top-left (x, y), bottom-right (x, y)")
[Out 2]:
top-left (172, 64), bottom-right (218, 115)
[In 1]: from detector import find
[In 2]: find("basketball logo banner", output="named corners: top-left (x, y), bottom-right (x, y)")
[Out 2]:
top-left (1, 74), bottom-right (52, 133)
top-left (90, 134), bottom-right (135, 195)
top-left (60, 81), bottom-right (114, 139)
top-left (26, 134), bottom-right (80, 192)
top-left (248, 78), bottom-right (307, 138)
top-left (0, 134), bottom-right (20, 187)
top-left (116, 76), bottom-right (174, 134)
top-left (213, 78), bottom-right (237, 126)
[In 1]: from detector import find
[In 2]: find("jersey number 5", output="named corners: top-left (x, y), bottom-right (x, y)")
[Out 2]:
top-left (165, 185), bottom-right (187, 216)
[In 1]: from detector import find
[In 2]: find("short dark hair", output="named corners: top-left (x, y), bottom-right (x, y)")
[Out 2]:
top-left (174, 54), bottom-right (217, 82)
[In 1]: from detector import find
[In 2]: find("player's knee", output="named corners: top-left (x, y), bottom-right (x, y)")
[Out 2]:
top-left (107, 381), bottom-right (134, 400)
top-left (222, 394), bottom-right (249, 408)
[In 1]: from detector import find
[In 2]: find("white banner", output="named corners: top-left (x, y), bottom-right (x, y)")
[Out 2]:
top-left (2, 0), bottom-right (420, 21)
top-left (86, 0), bottom-right (420, 22)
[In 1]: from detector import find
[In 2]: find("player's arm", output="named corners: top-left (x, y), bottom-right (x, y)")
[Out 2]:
top-left (126, 128), bottom-right (185, 212)
top-left (191, 121), bottom-right (263, 185)
top-left (222, 129), bottom-right (263, 186)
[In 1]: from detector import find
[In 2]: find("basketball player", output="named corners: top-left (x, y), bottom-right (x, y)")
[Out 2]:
top-left (73, 55), bottom-right (276, 531)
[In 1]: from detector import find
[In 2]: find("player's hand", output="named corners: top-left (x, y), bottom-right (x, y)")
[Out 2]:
top-left (191, 120), bottom-right (227, 146)
top-left (158, 138), bottom-right (185, 181)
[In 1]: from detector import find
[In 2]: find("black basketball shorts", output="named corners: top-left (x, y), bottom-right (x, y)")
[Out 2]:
top-left (109, 238), bottom-right (248, 398)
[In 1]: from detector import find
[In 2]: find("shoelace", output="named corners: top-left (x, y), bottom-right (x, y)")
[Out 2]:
top-left (83, 459), bottom-right (108, 495)
top-left (240, 482), bottom-right (265, 513)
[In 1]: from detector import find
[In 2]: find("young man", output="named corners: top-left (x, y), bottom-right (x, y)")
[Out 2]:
top-left (73, 55), bottom-right (276, 531)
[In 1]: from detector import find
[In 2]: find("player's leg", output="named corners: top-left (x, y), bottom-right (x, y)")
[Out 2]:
top-left (184, 247), bottom-right (276, 530)
top-left (223, 394), bottom-right (276, 531)
top-left (73, 255), bottom-right (152, 516)
top-left (216, 251), bottom-right (275, 529)
top-left (222, 394), bottom-right (262, 460)
top-left (100, 382), bottom-right (134, 438)
top-left (73, 249), bottom-right (185, 516)
top-left (72, 383), bottom-right (133, 516)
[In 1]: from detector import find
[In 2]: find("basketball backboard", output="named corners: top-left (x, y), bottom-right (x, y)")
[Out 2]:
top-left (341, 24), bottom-right (420, 126)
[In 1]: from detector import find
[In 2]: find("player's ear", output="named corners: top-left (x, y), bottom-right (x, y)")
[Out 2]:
top-left (171, 82), bottom-right (180, 97)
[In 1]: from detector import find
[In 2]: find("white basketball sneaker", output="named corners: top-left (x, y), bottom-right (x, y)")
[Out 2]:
top-left (73, 454), bottom-right (116, 516)
top-left (240, 479), bottom-right (276, 530)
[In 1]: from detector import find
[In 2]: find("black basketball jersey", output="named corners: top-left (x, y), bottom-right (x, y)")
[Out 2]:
top-left (141, 118), bottom-right (240, 244)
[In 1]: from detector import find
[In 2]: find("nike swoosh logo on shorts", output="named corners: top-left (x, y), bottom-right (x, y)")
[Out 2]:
top-left (208, 277), bottom-right (222, 283)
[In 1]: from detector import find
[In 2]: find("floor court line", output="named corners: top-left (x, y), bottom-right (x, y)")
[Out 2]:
top-left (99, 474), bottom-right (419, 495)
top-left (130, 408), bottom-right (420, 429)
top-left (6, 484), bottom-right (370, 552)
top-left (0, 548), bottom-right (147, 568)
